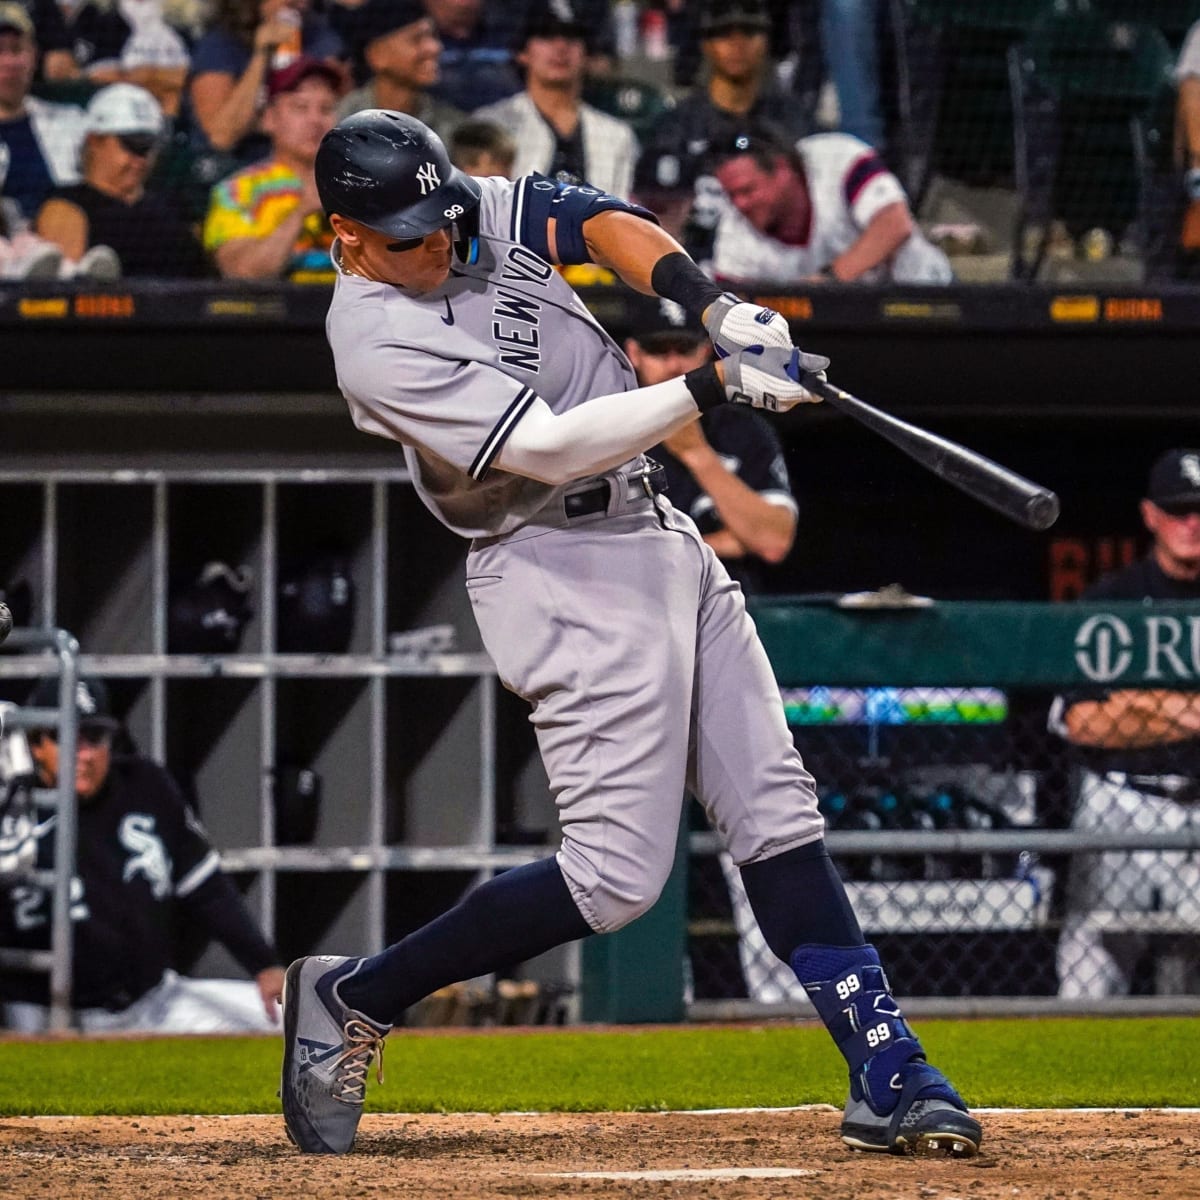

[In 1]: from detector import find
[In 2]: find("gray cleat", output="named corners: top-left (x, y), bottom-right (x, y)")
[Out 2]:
top-left (279, 955), bottom-right (390, 1154)
top-left (840, 1059), bottom-right (982, 1157)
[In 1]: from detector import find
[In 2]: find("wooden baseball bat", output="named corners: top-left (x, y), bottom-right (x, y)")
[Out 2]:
top-left (808, 378), bottom-right (1060, 531)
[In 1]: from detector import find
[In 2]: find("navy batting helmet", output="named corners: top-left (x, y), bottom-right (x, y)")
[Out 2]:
top-left (315, 109), bottom-right (482, 240)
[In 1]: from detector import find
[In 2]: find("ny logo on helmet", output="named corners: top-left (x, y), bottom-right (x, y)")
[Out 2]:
top-left (416, 161), bottom-right (441, 195)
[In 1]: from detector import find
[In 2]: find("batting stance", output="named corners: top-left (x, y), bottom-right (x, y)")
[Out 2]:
top-left (279, 110), bottom-right (982, 1160)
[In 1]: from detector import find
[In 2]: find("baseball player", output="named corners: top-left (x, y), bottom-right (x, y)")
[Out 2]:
top-left (708, 125), bottom-right (952, 286)
top-left (1052, 449), bottom-right (1200, 997)
top-left (0, 676), bottom-right (284, 1033)
top-left (278, 109), bottom-right (981, 1160)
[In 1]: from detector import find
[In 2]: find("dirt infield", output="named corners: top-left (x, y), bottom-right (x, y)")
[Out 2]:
top-left (0, 1109), bottom-right (1196, 1198)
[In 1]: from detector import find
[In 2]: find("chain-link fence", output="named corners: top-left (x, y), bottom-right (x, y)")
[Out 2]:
top-left (687, 599), bottom-right (1200, 1014)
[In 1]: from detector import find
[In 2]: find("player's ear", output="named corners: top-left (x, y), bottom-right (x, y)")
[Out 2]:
top-left (330, 213), bottom-right (358, 243)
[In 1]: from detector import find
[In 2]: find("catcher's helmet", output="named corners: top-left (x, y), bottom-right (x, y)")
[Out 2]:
top-left (315, 109), bottom-right (482, 240)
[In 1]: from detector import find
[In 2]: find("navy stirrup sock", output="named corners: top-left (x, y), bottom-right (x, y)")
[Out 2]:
top-left (738, 840), bottom-right (863, 958)
top-left (338, 857), bottom-right (594, 1026)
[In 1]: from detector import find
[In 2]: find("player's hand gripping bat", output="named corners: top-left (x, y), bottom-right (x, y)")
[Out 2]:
top-left (806, 376), bottom-right (1060, 532)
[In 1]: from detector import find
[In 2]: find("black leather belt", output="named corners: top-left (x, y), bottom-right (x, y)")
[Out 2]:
top-left (564, 462), bottom-right (668, 519)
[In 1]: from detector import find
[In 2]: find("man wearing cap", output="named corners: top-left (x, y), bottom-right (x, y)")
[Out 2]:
top-left (203, 55), bottom-right (340, 281)
top-left (35, 82), bottom-right (207, 277)
top-left (335, 0), bottom-right (461, 139)
top-left (637, 0), bottom-right (811, 261)
top-left (1053, 449), bottom-right (1200, 998)
top-left (0, 1), bottom-right (88, 222)
top-left (0, 675), bottom-right (285, 1034)
top-left (471, 0), bottom-right (637, 199)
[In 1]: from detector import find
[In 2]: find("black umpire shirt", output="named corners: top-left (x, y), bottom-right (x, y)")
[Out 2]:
top-left (0, 755), bottom-right (277, 1010)
top-left (1065, 555), bottom-right (1200, 778)
top-left (652, 405), bottom-right (796, 594)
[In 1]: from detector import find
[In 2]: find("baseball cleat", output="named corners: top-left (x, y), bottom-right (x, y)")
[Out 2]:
top-left (279, 955), bottom-right (390, 1154)
top-left (840, 1058), bottom-right (982, 1157)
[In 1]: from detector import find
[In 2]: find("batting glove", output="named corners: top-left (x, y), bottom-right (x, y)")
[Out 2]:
top-left (703, 294), bottom-right (794, 358)
top-left (721, 345), bottom-right (830, 413)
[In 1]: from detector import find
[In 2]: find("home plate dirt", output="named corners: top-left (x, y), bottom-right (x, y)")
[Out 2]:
top-left (0, 1109), bottom-right (1197, 1199)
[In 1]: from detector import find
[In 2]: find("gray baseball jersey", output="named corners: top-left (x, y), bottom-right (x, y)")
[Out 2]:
top-left (329, 176), bottom-right (639, 540)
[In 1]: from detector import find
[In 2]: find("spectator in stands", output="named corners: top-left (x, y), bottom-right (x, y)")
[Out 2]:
top-left (424, 0), bottom-right (520, 113)
top-left (449, 116), bottom-right (515, 177)
top-left (1174, 19), bottom-right (1200, 252)
top-left (9, 0), bottom-right (75, 82)
top-left (188, 0), bottom-right (343, 164)
top-left (0, 675), bottom-right (285, 1034)
top-left (0, 2), bottom-right (87, 221)
top-left (36, 82), bottom-right (207, 277)
top-left (1053, 449), bottom-right (1200, 999)
top-left (707, 125), bottom-right (952, 284)
top-left (637, 0), bottom-right (809, 258)
top-left (203, 55), bottom-right (338, 281)
top-left (472, 0), bottom-right (637, 198)
top-left (336, 0), bottom-right (461, 140)
top-left (0, 194), bottom-right (62, 275)
top-left (61, 0), bottom-right (191, 118)
top-left (628, 296), bottom-right (798, 595)
top-left (632, 143), bottom-right (707, 264)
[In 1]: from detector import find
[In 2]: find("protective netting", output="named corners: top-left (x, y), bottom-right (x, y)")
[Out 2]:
top-left (3, 1), bottom-right (1198, 283)
top-left (688, 682), bottom-right (1200, 1005)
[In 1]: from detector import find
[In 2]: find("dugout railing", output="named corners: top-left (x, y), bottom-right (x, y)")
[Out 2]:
top-left (0, 628), bottom-right (82, 1032)
top-left (684, 599), bottom-right (1200, 1020)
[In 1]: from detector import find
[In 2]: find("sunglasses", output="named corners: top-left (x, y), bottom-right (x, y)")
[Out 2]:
top-left (117, 134), bottom-right (158, 157)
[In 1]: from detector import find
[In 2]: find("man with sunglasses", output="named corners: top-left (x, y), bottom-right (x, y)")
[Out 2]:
top-left (0, 675), bottom-right (285, 1033)
top-left (1054, 449), bottom-right (1200, 998)
top-left (35, 81), bottom-right (206, 277)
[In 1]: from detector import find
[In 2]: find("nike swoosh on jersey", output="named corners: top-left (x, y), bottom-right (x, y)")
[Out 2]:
top-left (441, 297), bottom-right (454, 326)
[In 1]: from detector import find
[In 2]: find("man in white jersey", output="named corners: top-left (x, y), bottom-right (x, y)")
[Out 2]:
top-left (277, 108), bottom-right (981, 1162)
top-left (710, 126), bottom-right (952, 285)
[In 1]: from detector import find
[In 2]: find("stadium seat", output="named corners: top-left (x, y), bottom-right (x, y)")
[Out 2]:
top-left (890, 0), bottom-right (1057, 204)
top-left (1092, 0), bottom-right (1200, 49)
top-left (582, 77), bottom-right (675, 141)
top-left (1009, 10), bottom-right (1176, 279)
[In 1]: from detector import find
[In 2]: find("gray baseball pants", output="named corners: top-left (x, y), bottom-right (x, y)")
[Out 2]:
top-left (466, 464), bottom-right (824, 934)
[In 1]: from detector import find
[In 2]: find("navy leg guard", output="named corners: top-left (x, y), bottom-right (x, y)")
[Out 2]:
top-left (791, 944), bottom-right (981, 1156)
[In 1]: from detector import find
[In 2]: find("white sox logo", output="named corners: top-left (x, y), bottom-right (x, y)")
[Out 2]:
top-left (119, 814), bottom-right (172, 898)
top-left (415, 161), bottom-right (440, 195)
top-left (1181, 453), bottom-right (1200, 488)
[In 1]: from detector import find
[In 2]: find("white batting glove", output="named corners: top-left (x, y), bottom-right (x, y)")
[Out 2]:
top-left (703, 294), bottom-right (794, 357)
top-left (721, 346), bottom-right (830, 413)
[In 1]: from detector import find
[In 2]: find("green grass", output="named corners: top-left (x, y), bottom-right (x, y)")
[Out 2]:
top-left (2, 1017), bottom-right (1196, 1116)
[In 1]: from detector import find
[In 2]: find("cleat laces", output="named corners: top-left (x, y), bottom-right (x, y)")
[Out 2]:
top-left (331, 1018), bottom-right (386, 1105)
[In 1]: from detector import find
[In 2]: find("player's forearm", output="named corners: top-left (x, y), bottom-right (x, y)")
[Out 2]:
top-left (581, 210), bottom-right (691, 295)
top-left (497, 379), bottom-right (702, 484)
top-left (1065, 691), bottom-right (1200, 748)
top-left (1180, 79), bottom-right (1200, 166)
top-left (833, 202), bottom-right (913, 281)
top-left (682, 453), bottom-right (796, 562)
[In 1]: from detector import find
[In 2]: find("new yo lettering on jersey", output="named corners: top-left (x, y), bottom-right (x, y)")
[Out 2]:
top-left (492, 286), bottom-right (542, 374)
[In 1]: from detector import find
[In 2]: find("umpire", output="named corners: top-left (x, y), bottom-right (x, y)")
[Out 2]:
top-left (0, 676), bottom-right (285, 1033)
